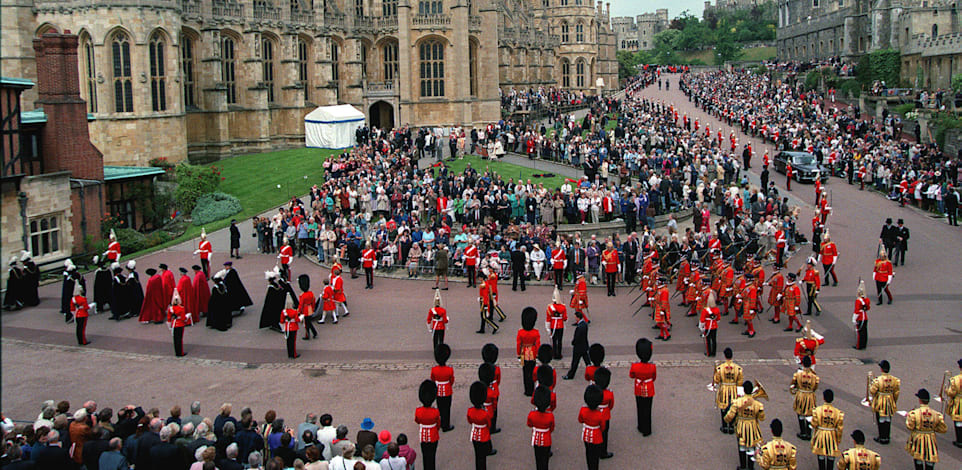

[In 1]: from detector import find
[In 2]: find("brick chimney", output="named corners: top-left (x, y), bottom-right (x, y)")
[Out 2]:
top-left (33, 31), bottom-right (103, 181)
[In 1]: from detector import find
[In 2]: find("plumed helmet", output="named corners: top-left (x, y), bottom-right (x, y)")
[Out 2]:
top-left (109, 228), bottom-right (117, 241)
top-left (418, 380), bottom-right (437, 407)
top-left (111, 262), bottom-right (121, 272)
top-left (635, 338), bottom-right (653, 362)
top-left (298, 274), bottom-right (310, 292)
top-left (213, 270), bottom-right (227, 281)
top-left (478, 363), bottom-right (496, 385)
top-left (469, 382), bottom-right (488, 408)
top-left (584, 384), bottom-right (603, 409)
top-left (284, 295), bottom-right (294, 310)
top-left (536, 364), bottom-right (555, 388)
top-left (8, 256), bottom-right (17, 266)
top-left (481, 343), bottom-right (499, 364)
top-left (857, 280), bottom-right (866, 297)
top-left (593, 367), bottom-right (611, 390)
top-left (171, 289), bottom-right (182, 305)
top-left (434, 289), bottom-right (442, 307)
top-left (127, 260), bottom-right (137, 270)
top-left (434, 343), bottom-right (451, 366)
top-left (73, 282), bottom-right (84, 297)
top-left (588, 343), bottom-right (606, 367)
top-left (521, 307), bottom-right (537, 330)
top-left (532, 386), bottom-right (551, 412)
top-left (552, 286), bottom-right (562, 304)
top-left (64, 259), bottom-right (76, 271)
top-left (200, 227), bottom-right (207, 240)
top-left (265, 269), bottom-right (279, 281)
top-left (92, 255), bottom-right (100, 266)
top-left (537, 344), bottom-right (553, 364)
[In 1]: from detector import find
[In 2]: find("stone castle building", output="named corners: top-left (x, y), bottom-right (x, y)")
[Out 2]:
top-left (611, 9), bottom-right (669, 51)
top-left (703, 0), bottom-right (768, 17)
top-left (2, 0), bottom-right (616, 166)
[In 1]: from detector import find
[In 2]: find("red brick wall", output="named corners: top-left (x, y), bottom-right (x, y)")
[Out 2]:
top-left (70, 182), bottom-right (105, 253)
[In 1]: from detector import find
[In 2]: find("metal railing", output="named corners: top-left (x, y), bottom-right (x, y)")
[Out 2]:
top-left (412, 14), bottom-right (451, 28)
top-left (211, 1), bottom-right (243, 18)
top-left (377, 15), bottom-right (398, 30)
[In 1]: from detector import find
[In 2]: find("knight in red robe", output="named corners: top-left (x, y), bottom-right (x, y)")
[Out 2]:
top-left (176, 268), bottom-right (195, 325)
top-left (192, 265), bottom-right (210, 318)
top-left (159, 264), bottom-right (175, 306)
top-left (139, 268), bottom-right (166, 323)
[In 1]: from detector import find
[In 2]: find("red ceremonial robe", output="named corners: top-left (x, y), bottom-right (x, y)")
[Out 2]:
top-left (161, 270), bottom-right (176, 305)
top-left (177, 274), bottom-right (195, 319)
top-left (139, 274), bottom-right (166, 322)
top-left (192, 271), bottom-right (210, 316)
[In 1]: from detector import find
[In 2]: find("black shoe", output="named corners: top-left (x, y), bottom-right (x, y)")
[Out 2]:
top-left (476, 330), bottom-right (485, 334)
top-left (491, 328), bottom-right (499, 335)
top-left (491, 428), bottom-right (501, 434)
top-left (235, 256), bottom-right (242, 259)
top-left (803, 312), bottom-right (812, 316)
top-left (795, 327), bottom-right (802, 332)
top-left (952, 441), bottom-right (962, 448)
top-left (873, 437), bottom-right (883, 444)
top-left (887, 299), bottom-right (892, 304)
top-left (292, 354), bottom-right (301, 359)
top-left (488, 449), bottom-right (498, 456)
top-left (601, 452), bottom-right (614, 459)
top-left (832, 282), bottom-right (838, 286)
top-left (877, 300), bottom-right (883, 305)
top-left (442, 287), bottom-right (448, 290)
top-left (562, 375), bottom-right (574, 380)
top-left (442, 426), bottom-right (454, 432)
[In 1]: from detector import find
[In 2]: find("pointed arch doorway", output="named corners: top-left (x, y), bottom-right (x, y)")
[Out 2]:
top-left (369, 100), bottom-right (394, 130)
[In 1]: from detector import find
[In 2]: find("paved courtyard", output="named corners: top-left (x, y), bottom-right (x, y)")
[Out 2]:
top-left (3, 76), bottom-right (961, 468)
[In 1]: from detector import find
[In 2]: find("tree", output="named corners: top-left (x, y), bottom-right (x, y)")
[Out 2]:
top-left (652, 29), bottom-right (681, 65)
top-left (714, 33), bottom-right (743, 65)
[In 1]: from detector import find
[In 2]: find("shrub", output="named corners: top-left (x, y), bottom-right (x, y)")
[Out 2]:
top-left (191, 192), bottom-right (242, 226)
top-left (893, 103), bottom-right (915, 117)
top-left (174, 163), bottom-right (222, 213)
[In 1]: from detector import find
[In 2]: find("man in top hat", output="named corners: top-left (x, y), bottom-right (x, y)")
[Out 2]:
top-left (167, 290), bottom-right (190, 357)
top-left (725, 380), bottom-right (766, 470)
top-left (629, 338), bottom-right (656, 436)
top-left (415, 380), bottom-right (441, 470)
top-left (905, 388), bottom-right (947, 470)
top-left (790, 356), bottom-right (819, 440)
top-left (278, 237), bottom-right (294, 282)
top-left (837, 430), bottom-right (880, 470)
top-left (819, 233), bottom-right (838, 287)
top-left (782, 273), bottom-right (803, 332)
top-left (879, 218), bottom-right (898, 260)
top-left (868, 360), bottom-right (900, 444)
top-left (427, 289), bottom-right (448, 349)
top-left (195, 228), bottom-right (212, 277)
top-left (853, 281), bottom-right (871, 349)
top-left (431, 344), bottom-right (455, 432)
top-left (362, 241), bottom-right (376, 289)
top-left (758, 419), bottom-right (797, 470)
top-left (794, 322), bottom-right (825, 366)
top-left (329, 262), bottom-right (349, 317)
top-left (698, 279), bottom-right (720, 356)
top-left (894, 218), bottom-right (909, 266)
top-left (546, 287), bottom-right (567, 359)
top-left (104, 229), bottom-right (121, 263)
top-left (601, 242), bottom-right (619, 297)
top-left (714, 348), bottom-right (743, 434)
top-left (801, 258), bottom-right (822, 316)
top-left (516, 307), bottom-right (542, 397)
top-left (570, 273), bottom-right (589, 323)
top-left (872, 249), bottom-right (894, 305)
top-left (945, 359), bottom-right (962, 448)
top-left (766, 265), bottom-right (785, 323)
top-left (811, 389), bottom-right (844, 470)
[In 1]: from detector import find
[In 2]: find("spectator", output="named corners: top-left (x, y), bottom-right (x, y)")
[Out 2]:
top-left (217, 442), bottom-right (244, 470)
top-left (373, 431), bottom-right (390, 463)
top-left (317, 415), bottom-right (336, 461)
top-left (32, 430), bottom-right (72, 468)
top-left (296, 414), bottom-right (319, 453)
top-left (68, 408), bottom-right (95, 464)
top-left (166, 406), bottom-right (182, 426)
top-left (235, 415), bottom-right (264, 464)
top-left (213, 404), bottom-right (236, 440)
top-left (378, 443), bottom-right (405, 470)
top-left (82, 427), bottom-right (112, 470)
top-left (329, 441), bottom-right (358, 470)
top-left (98, 437), bottom-right (129, 470)
top-left (135, 418), bottom-right (162, 470)
top-left (188, 446), bottom-right (216, 470)
top-left (273, 433), bottom-right (296, 468)
top-left (148, 425), bottom-right (181, 469)
top-left (183, 402), bottom-right (204, 430)
top-left (355, 418), bottom-right (377, 454)
top-left (393, 434), bottom-right (416, 470)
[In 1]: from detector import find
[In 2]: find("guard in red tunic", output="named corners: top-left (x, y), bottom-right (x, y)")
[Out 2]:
top-left (741, 272), bottom-right (759, 337)
top-left (362, 241), bottom-right (376, 289)
top-left (820, 233), bottom-right (839, 286)
top-left (527, 386), bottom-right (555, 470)
top-left (794, 321), bottom-right (825, 367)
top-left (467, 381), bottom-right (494, 468)
top-left (428, 289), bottom-right (449, 349)
top-left (718, 262), bottom-right (735, 316)
top-left (329, 262), bottom-right (349, 317)
top-left (653, 277), bottom-right (671, 341)
top-left (415, 380), bottom-right (441, 470)
top-left (167, 291), bottom-right (189, 357)
top-left (551, 242), bottom-right (567, 288)
top-left (698, 279), bottom-right (719, 356)
top-left (601, 242), bottom-right (619, 296)
top-left (278, 236), bottom-right (294, 282)
top-left (479, 363), bottom-right (501, 435)
top-left (533, 361), bottom-right (557, 409)
top-left (570, 273), bottom-right (589, 323)
top-left (801, 258), bottom-right (822, 316)
top-left (685, 265), bottom-right (706, 315)
top-left (71, 283), bottom-right (92, 345)
top-left (516, 307), bottom-right (542, 397)
top-left (729, 269), bottom-right (747, 324)
top-left (546, 287), bottom-right (567, 359)
top-left (767, 265), bottom-right (785, 323)
top-left (477, 281), bottom-right (499, 334)
top-left (533, 345), bottom-right (557, 391)
top-left (584, 343), bottom-right (606, 384)
top-left (853, 281), bottom-right (871, 350)
top-left (774, 228), bottom-right (787, 268)
top-left (594, 367), bottom-right (615, 459)
top-left (195, 228), bottom-right (212, 277)
top-left (782, 272), bottom-right (803, 332)
top-left (676, 257), bottom-right (692, 304)
top-left (464, 241), bottom-right (479, 287)
top-left (481, 343), bottom-right (501, 391)
top-left (297, 275), bottom-right (318, 340)
top-left (873, 249), bottom-right (894, 305)
top-left (786, 162), bottom-right (793, 191)
top-left (579, 385), bottom-right (606, 470)
top-left (319, 278), bottom-right (337, 324)
top-left (629, 338), bottom-right (656, 436)
top-left (485, 270), bottom-right (505, 322)
top-left (431, 344), bottom-right (455, 432)
top-left (104, 229), bottom-right (122, 263)
top-left (281, 297), bottom-right (302, 359)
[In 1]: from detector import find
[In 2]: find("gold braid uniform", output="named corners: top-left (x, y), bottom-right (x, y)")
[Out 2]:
top-left (725, 395), bottom-right (765, 447)
top-left (836, 445), bottom-right (880, 470)
top-left (905, 404), bottom-right (947, 463)
top-left (946, 373), bottom-right (962, 422)
top-left (869, 373), bottom-right (901, 417)
top-left (790, 367), bottom-right (820, 416)
top-left (811, 403), bottom-right (844, 457)
top-left (714, 360), bottom-right (743, 409)
top-left (758, 437), bottom-right (797, 470)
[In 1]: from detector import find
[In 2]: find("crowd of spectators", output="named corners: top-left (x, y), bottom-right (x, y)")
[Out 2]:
top-left (1, 400), bottom-right (419, 470)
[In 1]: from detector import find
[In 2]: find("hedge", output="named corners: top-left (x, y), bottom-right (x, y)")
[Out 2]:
top-left (191, 192), bottom-right (242, 226)
top-left (93, 228), bottom-right (173, 257)
top-left (174, 164), bottom-right (222, 213)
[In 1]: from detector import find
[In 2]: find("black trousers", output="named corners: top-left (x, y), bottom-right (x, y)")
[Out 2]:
top-left (913, 460), bottom-right (935, 470)
top-left (704, 329), bottom-right (717, 356)
top-left (286, 333), bottom-right (297, 358)
top-left (806, 284), bottom-right (820, 315)
top-left (822, 263), bottom-right (837, 284)
top-left (584, 442), bottom-right (602, 470)
top-left (875, 280), bottom-right (893, 303)
top-left (421, 441), bottom-right (437, 470)
top-left (855, 320), bottom-right (868, 349)
top-left (280, 263), bottom-right (291, 282)
top-left (479, 305), bottom-right (498, 333)
top-left (173, 326), bottom-right (184, 356)
top-left (437, 396), bottom-right (452, 430)
top-left (636, 396), bottom-right (653, 435)
top-left (533, 445), bottom-right (550, 470)
top-left (472, 440), bottom-right (491, 470)
top-left (893, 246), bottom-right (906, 265)
top-left (522, 360), bottom-right (536, 396)
top-left (512, 268), bottom-right (526, 290)
top-left (432, 329), bottom-right (445, 349)
top-left (76, 317), bottom-right (88, 345)
top-left (364, 267), bottom-right (373, 287)
top-left (948, 208), bottom-right (958, 226)
top-left (625, 260), bottom-right (637, 284)
top-left (201, 259), bottom-right (210, 277)
top-left (467, 266), bottom-right (476, 286)
top-left (303, 316), bottom-right (317, 339)
top-left (817, 456), bottom-right (836, 470)
top-left (551, 328), bottom-right (564, 359)
top-left (567, 345), bottom-right (589, 378)
top-left (605, 272), bottom-right (616, 296)
top-left (554, 269), bottom-right (564, 288)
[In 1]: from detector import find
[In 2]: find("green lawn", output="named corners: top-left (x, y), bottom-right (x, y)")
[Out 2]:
top-left (679, 46), bottom-right (775, 64)
top-left (435, 155), bottom-right (566, 189)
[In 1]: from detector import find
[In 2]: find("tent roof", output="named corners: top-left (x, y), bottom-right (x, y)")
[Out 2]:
top-left (304, 104), bottom-right (365, 124)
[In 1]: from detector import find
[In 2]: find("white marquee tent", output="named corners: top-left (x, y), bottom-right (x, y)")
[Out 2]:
top-left (304, 104), bottom-right (365, 149)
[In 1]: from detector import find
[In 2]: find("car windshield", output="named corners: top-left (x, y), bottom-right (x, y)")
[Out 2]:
top-left (792, 155), bottom-right (815, 165)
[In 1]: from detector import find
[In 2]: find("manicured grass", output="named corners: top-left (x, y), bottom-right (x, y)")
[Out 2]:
top-left (679, 46), bottom-right (775, 64)
top-left (435, 155), bottom-right (566, 189)
top-left (130, 147), bottom-right (338, 257)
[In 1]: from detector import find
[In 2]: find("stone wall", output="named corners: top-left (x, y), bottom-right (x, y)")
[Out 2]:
top-left (1, 171), bottom-right (74, 287)
top-left (89, 115), bottom-right (188, 166)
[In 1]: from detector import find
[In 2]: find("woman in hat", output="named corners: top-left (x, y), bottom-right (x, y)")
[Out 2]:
top-left (3, 256), bottom-right (24, 311)
top-left (18, 251), bottom-right (40, 307)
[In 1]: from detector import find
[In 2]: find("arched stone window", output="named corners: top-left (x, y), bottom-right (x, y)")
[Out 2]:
top-left (419, 40), bottom-right (445, 97)
top-left (80, 32), bottom-right (97, 113)
top-left (148, 32), bottom-right (167, 111)
top-left (221, 35), bottom-right (237, 104)
top-left (110, 31), bottom-right (133, 112)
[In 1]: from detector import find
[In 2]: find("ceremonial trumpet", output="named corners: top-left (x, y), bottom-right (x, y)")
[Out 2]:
top-left (752, 381), bottom-right (769, 401)
top-left (940, 370), bottom-right (950, 414)
top-left (863, 371), bottom-right (874, 407)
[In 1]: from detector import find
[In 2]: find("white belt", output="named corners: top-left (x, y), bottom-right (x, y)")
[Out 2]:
top-left (583, 424), bottom-right (600, 430)
top-left (817, 426), bottom-right (836, 431)
top-left (532, 427), bottom-right (549, 433)
top-left (420, 424), bottom-right (437, 429)
top-left (483, 402), bottom-right (493, 407)
top-left (598, 404), bottom-right (609, 409)
top-left (471, 424), bottom-right (486, 430)
top-left (435, 381), bottom-right (450, 385)
top-left (635, 378), bottom-right (654, 384)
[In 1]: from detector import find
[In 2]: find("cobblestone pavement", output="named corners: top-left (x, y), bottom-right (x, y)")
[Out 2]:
top-left (3, 77), bottom-right (961, 468)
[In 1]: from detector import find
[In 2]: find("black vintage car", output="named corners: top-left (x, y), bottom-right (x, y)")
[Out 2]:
top-left (773, 151), bottom-right (829, 183)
